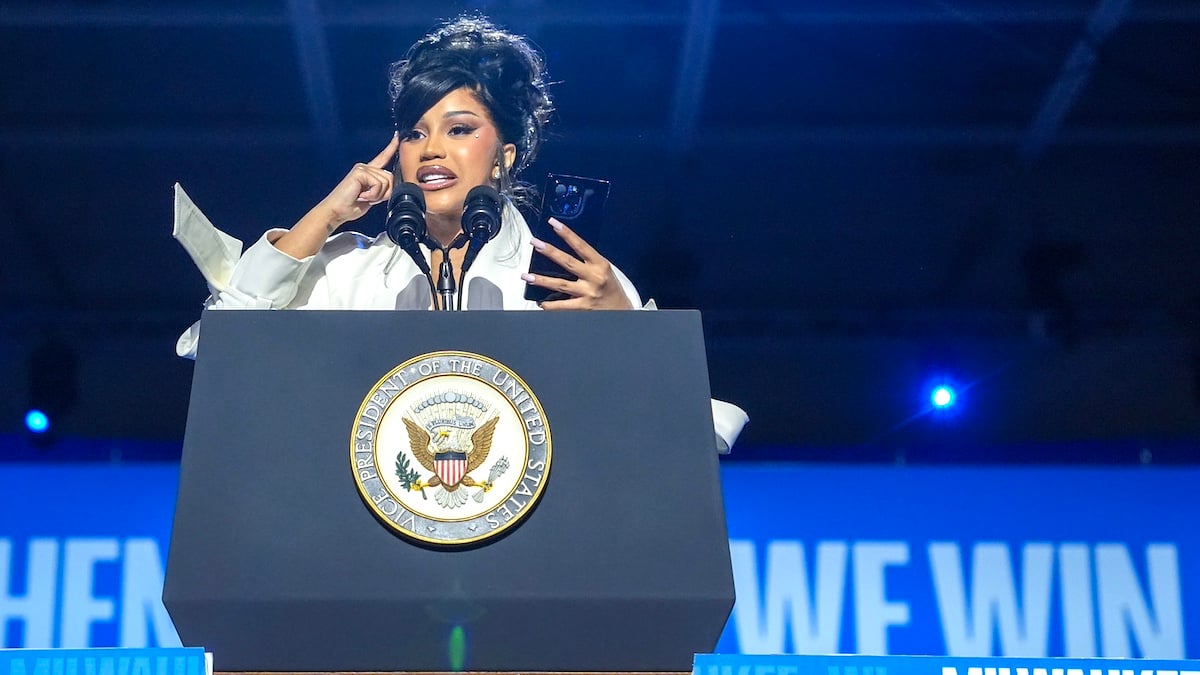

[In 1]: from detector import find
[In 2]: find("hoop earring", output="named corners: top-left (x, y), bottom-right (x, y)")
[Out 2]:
top-left (492, 165), bottom-right (502, 181)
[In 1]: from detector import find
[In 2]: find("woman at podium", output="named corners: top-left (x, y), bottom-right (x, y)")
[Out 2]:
top-left (173, 15), bottom-right (747, 450)
top-left (175, 14), bottom-right (638, 360)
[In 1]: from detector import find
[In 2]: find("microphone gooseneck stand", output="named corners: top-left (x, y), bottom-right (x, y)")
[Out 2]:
top-left (387, 182), bottom-right (501, 311)
top-left (384, 181), bottom-right (438, 309)
top-left (456, 185), bottom-right (504, 311)
top-left (432, 233), bottom-right (469, 311)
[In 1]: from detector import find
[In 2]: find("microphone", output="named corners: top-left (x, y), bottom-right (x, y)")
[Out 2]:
top-left (384, 181), bottom-right (437, 307)
top-left (459, 185), bottom-right (502, 277)
top-left (385, 182), bottom-right (428, 259)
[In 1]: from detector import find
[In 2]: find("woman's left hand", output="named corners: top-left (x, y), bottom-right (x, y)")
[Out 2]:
top-left (522, 218), bottom-right (635, 310)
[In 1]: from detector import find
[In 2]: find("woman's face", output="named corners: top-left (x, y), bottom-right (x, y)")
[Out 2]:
top-left (398, 87), bottom-right (517, 224)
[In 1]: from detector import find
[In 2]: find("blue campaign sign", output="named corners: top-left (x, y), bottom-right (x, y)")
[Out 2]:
top-left (0, 464), bottom-right (182, 649)
top-left (0, 647), bottom-right (207, 675)
top-left (1, 460), bottom-right (1198, 659)
top-left (693, 653), bottom-right (1200, 675)
top-left (715, 465), bottom-right (1199, 659)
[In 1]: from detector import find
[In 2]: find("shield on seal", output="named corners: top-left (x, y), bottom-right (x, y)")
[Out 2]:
top-left (434, 451), bottom-right (468, 487)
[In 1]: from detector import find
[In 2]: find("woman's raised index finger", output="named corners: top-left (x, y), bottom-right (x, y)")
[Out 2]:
top-left (368, 133), bottom-right (400, 168)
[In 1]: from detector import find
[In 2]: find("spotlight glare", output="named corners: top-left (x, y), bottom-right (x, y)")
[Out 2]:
top-left (448, 625), bottom-right (466, 672)
top-left (931, 386), bottom-right (955, 408)
top-left (25, 409), bottom-right (50, 434)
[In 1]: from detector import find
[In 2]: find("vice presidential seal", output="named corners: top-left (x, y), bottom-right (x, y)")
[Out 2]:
top-left (350, 351), bottom-right (551, 545)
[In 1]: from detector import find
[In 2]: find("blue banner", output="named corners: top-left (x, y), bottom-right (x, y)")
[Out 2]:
top-left (0, 648), bottom-right (206, 675)
top-left (1, 462), bottom-right (1197, 658)
top-left (693, 654), bottom-right (1200, 675)
top-left (0, 465), bottom-right (181, 649)
top-left (717, 465), bottom-right (1198, 658)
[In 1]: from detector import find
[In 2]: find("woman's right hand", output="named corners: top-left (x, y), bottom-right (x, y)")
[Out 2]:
top-left (271, 134), bottom-right (400, 260)
top-left (316, 133), bottom-right (401, 229)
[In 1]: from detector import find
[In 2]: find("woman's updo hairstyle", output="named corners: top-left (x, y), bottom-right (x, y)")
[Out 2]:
top-left (388, 16), bottom-right (553, 180)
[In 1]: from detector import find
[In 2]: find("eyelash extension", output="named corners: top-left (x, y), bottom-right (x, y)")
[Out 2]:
top-left (399, 121), bottom-right (480, 142)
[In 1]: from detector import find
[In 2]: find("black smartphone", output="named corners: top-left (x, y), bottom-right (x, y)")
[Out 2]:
top-left (524, 173), bottom-right (611, 302)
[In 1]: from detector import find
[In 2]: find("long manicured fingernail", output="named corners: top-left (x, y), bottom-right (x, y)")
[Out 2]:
top-left (521, 273), bottom-right (535, 282)
top-left (530, 237), bottom-right (546, 251)
top-left (548, 218), bottom-right (563, 231)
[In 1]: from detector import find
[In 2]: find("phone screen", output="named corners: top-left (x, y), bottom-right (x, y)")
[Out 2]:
top-left (524, 173), bottom-right (611, 302)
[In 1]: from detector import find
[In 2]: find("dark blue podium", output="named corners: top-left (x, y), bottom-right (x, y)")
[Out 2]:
top-left (164, 310), bottom-right (733, 672)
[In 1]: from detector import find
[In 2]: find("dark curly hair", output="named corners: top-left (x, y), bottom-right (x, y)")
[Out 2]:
top-left (388, 16), bottom-right (554, 182)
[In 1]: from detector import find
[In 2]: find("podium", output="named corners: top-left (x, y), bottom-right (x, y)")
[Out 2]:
top-left (164, 310), bottom-right (734, 673)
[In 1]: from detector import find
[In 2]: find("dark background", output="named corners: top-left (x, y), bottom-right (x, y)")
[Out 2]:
top-left (1, 0), bottom-right (1197, 462)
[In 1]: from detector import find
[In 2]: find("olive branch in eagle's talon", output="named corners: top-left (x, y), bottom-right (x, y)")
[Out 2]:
top-left (395, 452), bottom-right (427, 499)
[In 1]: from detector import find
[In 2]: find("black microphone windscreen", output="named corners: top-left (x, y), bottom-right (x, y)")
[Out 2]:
top-left (465, 184), bottom-right (500, 206)
top-left (389, 181), bottom-right (426, 213)
top-left (386, 182), bottom-right (427, 247)
top-left (463, 185), bottom-right (502, 241)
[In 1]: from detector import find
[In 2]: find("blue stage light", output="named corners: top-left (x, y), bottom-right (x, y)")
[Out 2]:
top-left (930, 386), bottom-right (956, 409)
top-left (25, 409), bottom-right (50, 434)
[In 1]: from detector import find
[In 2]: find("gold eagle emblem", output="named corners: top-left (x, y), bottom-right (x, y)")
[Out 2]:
top-left (403, 416), bottom-right (498, 490)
